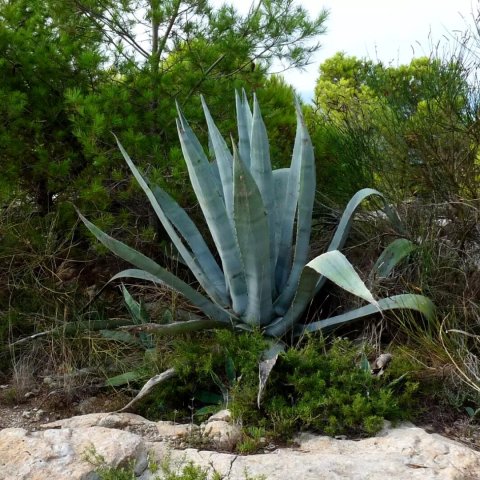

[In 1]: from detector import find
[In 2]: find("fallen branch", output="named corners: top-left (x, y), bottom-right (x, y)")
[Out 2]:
top-left (117, 318), bottom-right (227, 335)
top-left (116, 367), bottom-right (177, 412)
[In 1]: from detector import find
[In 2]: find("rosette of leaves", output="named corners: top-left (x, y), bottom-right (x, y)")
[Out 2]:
top-left (78, 91), bottom-right (434, 410)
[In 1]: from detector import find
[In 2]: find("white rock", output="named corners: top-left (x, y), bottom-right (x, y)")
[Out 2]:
top-left (0, 426), bottom-right (148, 480)
top-left (143, 422), bottom-right (480, 480)
top-left (156, 421), bottom-right (198, 439)
top-left (201, 420), bottom-right (242, 451)
top-left (2, 414), bottom-right (479, 480)
top-left (41, 412), bottom-right (154, 430)
top-left (206, 409), bottom-right (232, 423)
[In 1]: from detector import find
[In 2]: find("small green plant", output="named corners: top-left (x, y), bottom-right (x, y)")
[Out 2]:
top-left (85, 445), bottom-right (265, 479)
top-left (83, 445), bottom-right (136, 480)
top-left (237, 426), bottom-right (267, 454)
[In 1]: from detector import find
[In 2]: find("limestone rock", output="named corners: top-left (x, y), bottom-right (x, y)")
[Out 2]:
top-left (42, 412), bottom-right (161, 441)
top-left (201, 420), bottom-right (242, 451)
top-left (0, 426), bottom-right (148, 480)
top-left (42, 412), bottom-right (154, 430)
top-left (2, 414), bottom-right (479, 480)
top-left (144, 422), bottom-right (480, 480)
top-left (156, 421), bottom-right (199, 440)
top-left (206, 409), bottom-right (232, 423)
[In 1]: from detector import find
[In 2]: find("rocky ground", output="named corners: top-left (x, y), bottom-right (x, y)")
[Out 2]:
top-left (2, 382), bottom-right (480, 479)
top-left (1, 411), bottom-right (480, 479)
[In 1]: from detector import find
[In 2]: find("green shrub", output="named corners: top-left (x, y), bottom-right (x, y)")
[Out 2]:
top-left (261, 337), bottom-right (418, 437)
top-left (136, 332), bottom-right (417, 440)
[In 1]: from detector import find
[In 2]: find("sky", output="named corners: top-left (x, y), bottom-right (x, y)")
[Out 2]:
top-left (214, 0), bottom-right (478, 101)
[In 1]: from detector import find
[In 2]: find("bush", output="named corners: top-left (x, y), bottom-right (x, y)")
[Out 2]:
top-left (135, 332), bottom-right (418, 441)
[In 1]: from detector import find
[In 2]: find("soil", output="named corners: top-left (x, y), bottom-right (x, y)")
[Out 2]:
top-left (0, 383), bottom-right (129, 431)
top-left (1, 381), bottom-right (480, 452)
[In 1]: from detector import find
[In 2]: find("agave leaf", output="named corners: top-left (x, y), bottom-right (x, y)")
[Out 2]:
top-left (235, 90), bottom-right (251, 168)
top-left (314, 188), bottom-right (405, 296)
top-left (201, 96), bottom-right (234, 225)
top-left (275, 111), bottom-right (302, 289)
top-left (109, 269), bottom-right (234, 324)
top-left (370, 238), bottom-right (416, 283)
top-left (151, 185), bottom-right (228, 305)
top-left (308, 251), bottom-right (377, 305)
top-left (251, 94), bottom-right (277, 291)
top-left (328, 188), bottom-right (400, 254)
top-left (77, 213), bottom-right (233, 324)
top-left (257, 341), bottom-right (286, 407)
top-left (118, 319), bottom-right (228, 335)
top-left (176, 111), bottom-right (248, 315)
top-left (233, 142), bottom-right (272, 326)
top-left (115, 136), bottom-right (229, 307)
top-left (359, 352), bottom-right (371, 373)
top-left (272, 168), bottom-right (290, 259)
top-left (274, 103), bottom-right (316, 313)
top-left (210, 158), bottom-right (222, 190)
top-left (296, 294), bottom-right (435, 336)
top-left (242, 89), bottom-right (253, 137)
top-left (265, 251), bottom-right (377, 338)
top-left (264, 266), bottom-right (318, 338)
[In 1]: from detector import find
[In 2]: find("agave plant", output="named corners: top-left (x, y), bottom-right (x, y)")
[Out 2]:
top-left (78, 91), bottom-right (433, 410)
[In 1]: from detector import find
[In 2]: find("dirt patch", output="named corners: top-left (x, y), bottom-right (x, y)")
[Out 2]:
top-left (0, 383), bottom-right (129, 431)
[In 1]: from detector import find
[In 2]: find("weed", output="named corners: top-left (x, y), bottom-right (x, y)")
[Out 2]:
top-left (84, 445), bottom-right (265, 479)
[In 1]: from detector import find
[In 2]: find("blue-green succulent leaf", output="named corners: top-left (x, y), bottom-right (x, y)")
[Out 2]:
top-left (77, 212), bottom-right (233, 324)
top-left (201, 96), bottom-right (234, 225)
top-left (251, 94), bottom-right (276, 291)
top-left (275, 112), bottom-right (302, 289)
top-left (274, 103), bottom-right (315, 313)
top-left (265, 267), bottom-right (318, 338)
top-left (258, 340), bottom-right (286, 407)
top-left (314, 188), bottom-right (404, 296)
top-left (176, 109), bottom-right (247, 315)
top-left (233, 142), bottom-right (272, 326)
top-left (272, 168), bottom-right (289, 259)
top-left (296, 294), bottom-right (435, 336)
top-left (235, 90), bottom-right (252, 168)
top-left (242, 89), bottom-right (253, 137)
top-left (122, 285), bottom-right (150, 324)
top-left (151, 185), bottom-right (228, 305)
top-left (370, 238), bottom-right (417, 283)
top-left (121, 285), bottom-right (154, 348)
top-left (115, 136), bottom-right (228, 307)
top-left (109, 269), bottom-right (235, 324)
top-left (266, 250), bottom-right (377, 338)
top-left (308, 251), bottom-right (377, 305)
top-left (328, 188), bottom-right (400, 253)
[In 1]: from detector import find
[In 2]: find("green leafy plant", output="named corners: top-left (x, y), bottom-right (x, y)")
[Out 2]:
top-left (102, 286), bottom-right (157, 388)
top-left (193, 354), bottom-right (239, 420)
top-left (78, 91), bottom-right (434, 408)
